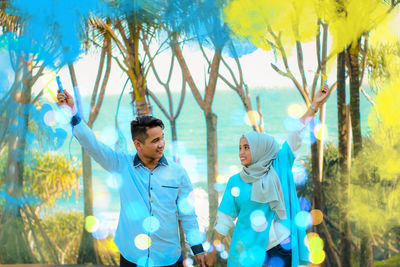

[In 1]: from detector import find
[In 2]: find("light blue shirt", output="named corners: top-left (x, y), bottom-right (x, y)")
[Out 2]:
top-left (73, 121), bottom-right (204, 266)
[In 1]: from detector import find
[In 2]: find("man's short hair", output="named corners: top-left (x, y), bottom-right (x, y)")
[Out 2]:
top-left (130, 116), bottom-right (164, 143)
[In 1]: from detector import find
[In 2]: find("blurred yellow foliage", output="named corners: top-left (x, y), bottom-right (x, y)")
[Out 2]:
top-left (224, 0), bottom-right (391, 59)
top-left (350, 78), bottom-right (400, 234)
top-left (223, 0), bottom-right (318, 51)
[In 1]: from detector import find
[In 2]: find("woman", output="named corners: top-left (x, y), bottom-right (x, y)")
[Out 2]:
top-left (205, 85), bottom-right (330, 267)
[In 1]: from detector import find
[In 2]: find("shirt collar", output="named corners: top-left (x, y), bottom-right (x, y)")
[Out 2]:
top-left (133, 154), bottom-right (169, 168)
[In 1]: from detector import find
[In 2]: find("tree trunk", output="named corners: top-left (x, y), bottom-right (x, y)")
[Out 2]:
top-left (360, 232), bottom-right (374, 267)
top-left (170, 119), bottom-right (179, 163)
top-left (77, 148), bottom-right (98, 264)
top-left (0, 66), bottom-right (36, 263)
top-left (348, 40), bottom-right (373, 267)
top-left (205, 111), bottom-right (218, 233)
top-left (337, 50), bottom-right (352, 267)
top-left (348, 43), bottom-right (362, 155)
top-left (311, 127), bottom-right (341, 267)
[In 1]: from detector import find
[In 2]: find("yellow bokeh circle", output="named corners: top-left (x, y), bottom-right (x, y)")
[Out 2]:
top-left (134, 234), bottom-right (152, 250)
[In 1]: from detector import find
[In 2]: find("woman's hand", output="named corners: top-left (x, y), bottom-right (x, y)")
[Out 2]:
top-left (312, 84), bottom-right (330, 109)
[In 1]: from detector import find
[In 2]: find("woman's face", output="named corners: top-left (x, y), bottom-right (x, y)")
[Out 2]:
top-left (239, 137), bottom-right (252, 166)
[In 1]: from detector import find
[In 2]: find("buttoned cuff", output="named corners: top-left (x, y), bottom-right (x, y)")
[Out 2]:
top-left (191, 244), bottom-right (204, 255)
top-left (214, 211), bottom-right (235, 236)
top-left (71, 114), bottom-right (81, 126)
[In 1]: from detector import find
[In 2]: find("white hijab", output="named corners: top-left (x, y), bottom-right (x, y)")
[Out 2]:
top-left (240, 132), bottom-right (287, 220)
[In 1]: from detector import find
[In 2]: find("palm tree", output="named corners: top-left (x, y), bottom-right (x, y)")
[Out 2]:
top-left (90, 1), bottom-right (163, 116)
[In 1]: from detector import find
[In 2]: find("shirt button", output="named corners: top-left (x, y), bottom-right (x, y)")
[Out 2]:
top-left (150, 187), bottom-right (153, 190)
top-left (150, 173), bottom-right (153, 175)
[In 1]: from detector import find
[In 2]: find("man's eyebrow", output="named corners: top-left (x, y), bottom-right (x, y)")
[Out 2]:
top-left (152, 135), bottom-right (163, 142)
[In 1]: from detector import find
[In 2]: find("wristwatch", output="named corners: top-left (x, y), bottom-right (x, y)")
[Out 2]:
top-left (310, 104), bottom-right (318, 112)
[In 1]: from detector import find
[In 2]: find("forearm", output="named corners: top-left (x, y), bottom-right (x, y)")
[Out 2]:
top-left (300, 100), bottom-right (319, 125)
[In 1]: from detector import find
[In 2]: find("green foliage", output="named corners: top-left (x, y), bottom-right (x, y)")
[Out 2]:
top-left (35, 211), bottom-right (83, 264)
top-left (367, 42), bottom-right (400, 90)
top-left (0, 149), bottom-right (81, 207)
top-left (375, 254), bottom-right (400, 267)
top-left (302, 137), bottom-right (400, 261)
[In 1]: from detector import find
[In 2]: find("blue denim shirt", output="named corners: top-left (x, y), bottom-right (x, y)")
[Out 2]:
top-left (72, 116), bottom-right (204, 266)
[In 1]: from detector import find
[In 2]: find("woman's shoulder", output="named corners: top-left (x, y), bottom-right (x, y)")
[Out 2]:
top-left (227, 172), bottom-right (245, 186)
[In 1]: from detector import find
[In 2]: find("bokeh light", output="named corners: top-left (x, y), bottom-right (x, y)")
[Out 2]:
top-left (213, 182), bottom-right (225, 193)
top-left (244, 110), bottom-right (261, 126)
top-left (183, 258), bottom-right (194, 267)
top-left (287, 103), bottom-right (306, 118)
top-left (105, 173), bottom-right (123, 192)
top-left (85, 215), bottom-right (99, 233)
top-left (220, 250), bottom-right (229, 260)
top-left (43, 110), bottom-right (56, 127)
top-left (216, 242), bottom-right (225, 252)
top-left (292, 164), bottom-right (308, 186)
top-left (213, 239), bottom-right (221, 248)
top-left (203, 241), bottom-right (213, 252)
top-left (307, 232), bottom-right (326, 264)
top-left (142, 216), bottom-right (160, 233)
top-left (216, 174), bottom-right (229, 184)
top-left (313, 123), bottom-right (328, 141)
top-left (298, 197), bottom-right (311, 212)
top-left (310, 209), bottom-right (323, 225)
top-left (295, 211), bottom-right (313, 230)
top-left (231, 186), bottom-right (240, 197)
top-left (92, 227), bottom-right (108, 240)
top-left (250, 210), bottom-right (268, 232)
top-left (229, 165), bottom-right (240, 174)
top-left (178, 195), bottom-right (195, 215)
top-left (134, 234), bottom-right (152, 250)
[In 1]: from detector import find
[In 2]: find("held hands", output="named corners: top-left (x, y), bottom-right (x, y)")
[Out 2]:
top-left (194, 253), bottom-right (206, 267)
top-left (205, 249), bottom-right (217, 267)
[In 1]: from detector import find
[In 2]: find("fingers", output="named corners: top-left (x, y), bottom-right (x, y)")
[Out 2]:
top-left (57, 93), bottom-right (67, 105)
top-left (195, 254), bottom-right (206, 267)
top-left (322, 84), bottom-right (329, 93)
top-left (64, 89), bottom-right (72, 98)
top-left (199, 255), bottom-right (206, 267)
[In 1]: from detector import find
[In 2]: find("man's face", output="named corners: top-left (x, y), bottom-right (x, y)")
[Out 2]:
top-left (135, 126), bottom-right (165, 161)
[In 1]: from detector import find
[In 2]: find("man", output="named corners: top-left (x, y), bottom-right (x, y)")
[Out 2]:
top-left (57, 90), bottom-right (206, 267)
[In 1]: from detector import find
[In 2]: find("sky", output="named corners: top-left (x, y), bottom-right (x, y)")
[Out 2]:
top-left (30, 37), bottom-right (339, 99)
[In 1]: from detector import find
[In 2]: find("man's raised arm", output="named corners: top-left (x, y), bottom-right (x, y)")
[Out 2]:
top-left (57, 89), bottom-right (124, 172)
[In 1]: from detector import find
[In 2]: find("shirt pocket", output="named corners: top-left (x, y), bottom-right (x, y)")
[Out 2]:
top-left (155, 183), bottom-right (179, 210)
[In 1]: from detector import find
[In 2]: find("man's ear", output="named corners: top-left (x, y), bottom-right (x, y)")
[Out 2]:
top-left (133, 139), bottom-right (142, 150)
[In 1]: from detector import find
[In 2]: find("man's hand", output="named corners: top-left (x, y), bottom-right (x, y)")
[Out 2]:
top-left (205, 250), bottom-right (216, 267)
top-left (194, 253), bottom-right (206, 267)
top-left (57, 89), bottom-right (75, 110)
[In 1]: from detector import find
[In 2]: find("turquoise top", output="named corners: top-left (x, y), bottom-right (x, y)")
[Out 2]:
top-left (218, 141), bottom-right (310, 267)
